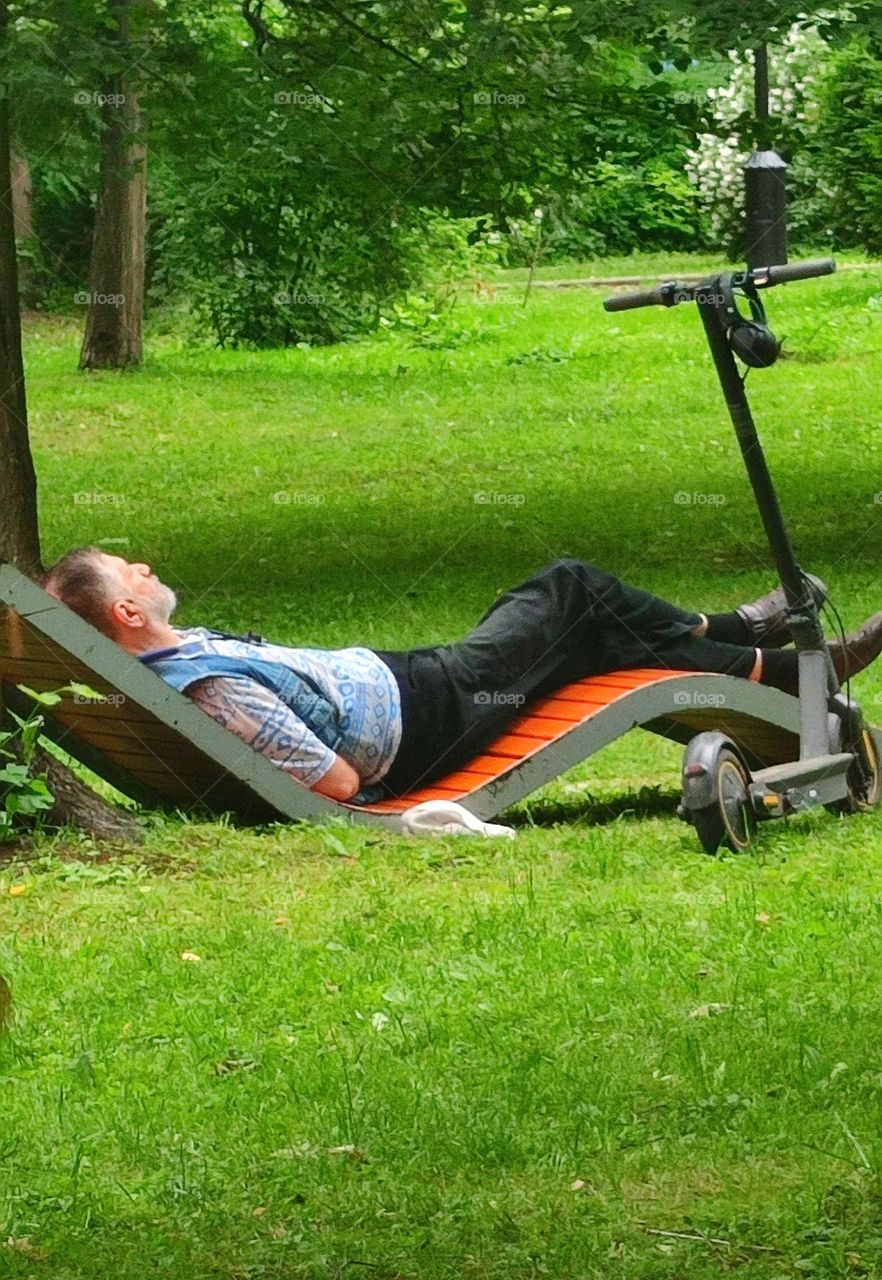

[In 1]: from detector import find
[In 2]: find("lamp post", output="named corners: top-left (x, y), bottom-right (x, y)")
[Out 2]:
top-left (742, 44), bottom-right (788, 268)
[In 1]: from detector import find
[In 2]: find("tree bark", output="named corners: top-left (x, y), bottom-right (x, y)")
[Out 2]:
top-left (0, 3), bottom-right (40, 574)
top-left (79, 0), bottom-right (146, 371)
top-left (9, 149), bottom-right (32, 240)
top-left (10, 147), bottom-right (37, 309)
top-left (34, 745), bottom-right (143, 842)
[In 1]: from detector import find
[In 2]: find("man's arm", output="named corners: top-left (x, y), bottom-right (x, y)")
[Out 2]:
top-left (186, 675), bottom-right (361, 801)
top-left (311, 754), bottom-right (361, 801)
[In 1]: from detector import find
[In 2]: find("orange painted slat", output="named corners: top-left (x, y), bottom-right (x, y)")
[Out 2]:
top-left (525, 704), bottom-right (592, 724)
top-left (571, 677), bottom-right (650, 695)
top-left (384, 785), bottom-right (465, 805)
top-left (426, 767), bottom-right (500, 790)
top-left (506, 713), bottom-right (581, 739)
top-left (354, 668), bottom-right (703, 812)
top-left (546, 685), bottom-right (610, 700)
top-left (578, 668), bottom-right (689, 689)
top-left (355, 799), bottom-right (410, 813)
top-left (540, 701), bottom-right (609, 721)
top-left (484, 733), bottom-right (544, 757)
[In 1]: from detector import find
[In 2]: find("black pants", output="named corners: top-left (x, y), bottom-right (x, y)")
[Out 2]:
top-left (372, 559), bottom-right (757, 797)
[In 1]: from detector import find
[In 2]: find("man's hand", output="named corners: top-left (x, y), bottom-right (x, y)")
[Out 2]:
top-left (312, 754), bottom-right (362, 802)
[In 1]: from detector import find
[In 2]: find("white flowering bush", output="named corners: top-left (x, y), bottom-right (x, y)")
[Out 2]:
top-left (686, 26), bottom-right (835, 253)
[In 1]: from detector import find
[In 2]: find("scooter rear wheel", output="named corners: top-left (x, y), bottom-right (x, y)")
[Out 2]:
top-left (690, 748), bottom-right (757, 855)
top-left (827, 726), bottom-right (882, 815)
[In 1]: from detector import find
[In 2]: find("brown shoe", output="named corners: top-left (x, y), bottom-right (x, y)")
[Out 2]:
top-left (736, 573), bottom-right (827, 648)
top-left (829, 611), bottom-right (882, 684)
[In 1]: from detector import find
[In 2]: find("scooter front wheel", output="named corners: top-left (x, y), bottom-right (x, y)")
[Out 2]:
top-left (682, 734), bottom-right (756, 855)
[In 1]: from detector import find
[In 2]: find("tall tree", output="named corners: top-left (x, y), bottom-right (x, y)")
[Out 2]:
top-left (0, 0), bottom-right (39, 571)
top-left (0, 2), bottom-right (140, 840)
top-left (79, 0), bottom-right (146, 370)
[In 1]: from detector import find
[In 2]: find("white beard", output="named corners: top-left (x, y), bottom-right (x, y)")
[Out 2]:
top-left (150, 583), bottom-right (178, 625)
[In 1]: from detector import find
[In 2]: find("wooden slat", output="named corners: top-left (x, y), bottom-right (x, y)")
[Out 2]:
top-left (505, 714), bottom-right (577, 740)
top-left (74, 750), bottom-right (206, 779)
top-left (48, 738), bottom-right (219, 780)
top-left (0, 658), bottom-right (99, 678)
top-left (488, 731), bottom-right (568, 756)
top-left (0, 635), bottom-right (95, 668)
top-left (48, 712), bottom-right (184, 743)
top-left (47, 729), bottom-right (180, 758)
top-left (58, 712), bottom-right (182, 736)
top-left (543, 689), bottom-right (612, 707)
top-left (524, 700), bottom-right (598, 724)
top-left (405, 784), bottom-right (469, 800)
top-left (1, 680), bottom-right (187, 736)
top-left (423, 766), bottom-right (500, 789)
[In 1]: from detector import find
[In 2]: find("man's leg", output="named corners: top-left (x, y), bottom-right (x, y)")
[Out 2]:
top-left (378, 558), bottom-right (882, 794)
top-left (445, 557), bottom-right (707, 698)
top-left (377, 560), bottom-right (757, 794)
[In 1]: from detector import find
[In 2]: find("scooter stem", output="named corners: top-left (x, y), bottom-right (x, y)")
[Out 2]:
top-left (696, 279), bottom-right (839, 699)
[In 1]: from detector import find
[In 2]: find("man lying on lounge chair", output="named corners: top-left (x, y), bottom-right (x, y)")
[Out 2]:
top-left (43, 549), bottom-right (882, 804)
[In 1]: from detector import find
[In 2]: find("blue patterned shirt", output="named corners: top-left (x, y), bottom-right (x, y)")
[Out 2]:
top-left (167, 629), bottom-right (402, 790)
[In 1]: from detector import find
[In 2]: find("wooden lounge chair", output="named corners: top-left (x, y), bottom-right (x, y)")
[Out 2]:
top-left (0, 562), bottom-right (804, 830)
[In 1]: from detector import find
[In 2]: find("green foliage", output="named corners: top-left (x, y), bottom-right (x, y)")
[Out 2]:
top-left (8, 1), bottom-right (882, 336)
top-left (542, 158), bottom-right (705, 259)
top-left (8, 0), bottom-right (712, 341)
top-left (0, 688), bottom-right (55, 842)
top-left (815, 41), bottom-right (882, 254)
top-left (146, 3), bottom-right (705, 344)
top-left (647, 0), bottom-right (882, 60)
top-left (0, 683), bottom-right (110, 842)
top-left (156, 186), bottom-right (413, 348)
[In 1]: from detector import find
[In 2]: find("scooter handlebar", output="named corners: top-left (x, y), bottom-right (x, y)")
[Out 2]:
top-left (602, 285), bottom-right (671, 312)
top-left (751, 257), bottom-right (836, 286)
top-left (602, 258), bottom-right (837, 314)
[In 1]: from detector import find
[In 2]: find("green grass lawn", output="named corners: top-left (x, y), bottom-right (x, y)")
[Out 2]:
top-left (4, 255), bottom-right (882, 1278)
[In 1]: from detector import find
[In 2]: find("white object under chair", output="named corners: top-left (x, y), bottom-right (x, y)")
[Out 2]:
top-left (401, 800), bottom-right (516, 839)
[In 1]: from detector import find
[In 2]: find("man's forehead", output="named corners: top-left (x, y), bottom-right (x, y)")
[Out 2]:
top-left (99, 552), bottom-right (130, 572)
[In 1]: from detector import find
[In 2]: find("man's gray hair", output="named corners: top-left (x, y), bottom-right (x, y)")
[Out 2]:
top-left (43, 546), bottom-right (116, 633)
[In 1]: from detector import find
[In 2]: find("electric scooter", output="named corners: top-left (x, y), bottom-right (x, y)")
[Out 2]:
top-left (604, 259), bottom-right (881, 853)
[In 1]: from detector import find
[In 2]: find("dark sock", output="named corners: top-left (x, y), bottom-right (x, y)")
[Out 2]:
top-left (757, 648), bottom-right (799, 695)
top-left (705, 611), bottom-right (753, 645)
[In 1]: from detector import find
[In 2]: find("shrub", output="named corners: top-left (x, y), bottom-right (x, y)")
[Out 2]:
top-left (538, 158), bottom-right (705, 260)
top-left (814, 42), bottom-right (882, 254)
top-left (0, 689), bottom-right (55, 843)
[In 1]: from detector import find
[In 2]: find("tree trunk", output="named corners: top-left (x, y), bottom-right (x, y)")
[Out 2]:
top-left (9, 149), bottom-right (32, 240)
top-left (79, 0), bottom-right (146, 371)
top-left (35, 744), bottom-right (143, 842)
top-left (0, 3), bottom-right (143, 843)
top-left (10, 147), bottom-right (37, 310)
top-left (0, 3), bottom-right (40, 574)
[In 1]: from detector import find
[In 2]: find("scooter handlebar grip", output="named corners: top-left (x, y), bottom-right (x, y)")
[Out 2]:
top-left (603, 287), bottom-right (668, 312)
top-left (758, 258), bottom-right (836, 285)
